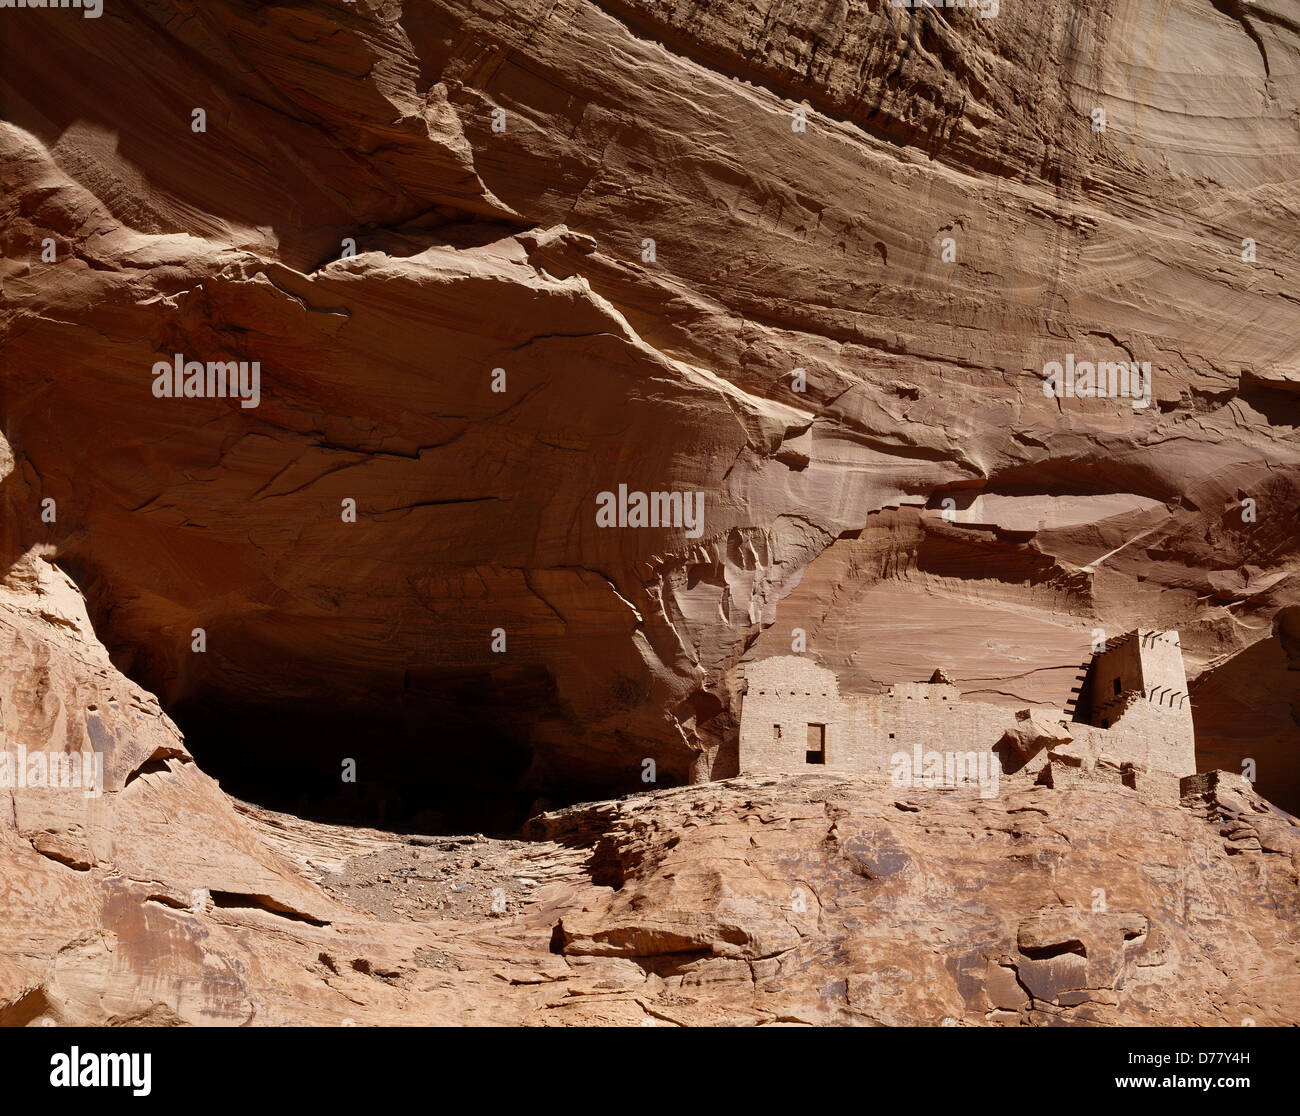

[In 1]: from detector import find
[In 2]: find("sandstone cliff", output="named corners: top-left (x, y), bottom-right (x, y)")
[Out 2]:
top-left (1, 0), bottom-right (1299, 1025)
top-left (0, 537), bottom-right (1295, 1024)
top-left (2, 0), bottom-right (1298, 812)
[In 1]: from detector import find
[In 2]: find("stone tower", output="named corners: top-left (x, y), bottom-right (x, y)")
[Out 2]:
top-left (1087, 629), bottom-right (1195, 774)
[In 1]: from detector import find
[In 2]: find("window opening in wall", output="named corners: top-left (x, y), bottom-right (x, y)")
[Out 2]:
top-left (773, 724), bottom-right (782, 741)
top-left (1113, 677), bottom-right (1121, 695)
top-left (805, 724), bottom-right (826, 765)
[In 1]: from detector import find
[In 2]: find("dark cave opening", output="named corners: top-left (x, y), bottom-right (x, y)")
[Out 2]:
top-left (52, 557), bottom-right (604, 836)
top-left (55, 561), bottom-right (669, 835)
top-left (168, 691), bottom-right (542, 837)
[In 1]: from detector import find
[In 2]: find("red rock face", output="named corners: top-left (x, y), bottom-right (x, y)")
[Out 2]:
top-left (2, 2), bottom-right (1300, 1030)
top-left (1, 1), bottom-right (1299, 821)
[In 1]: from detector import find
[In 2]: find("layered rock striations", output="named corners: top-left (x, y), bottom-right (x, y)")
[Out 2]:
top-left (2, 0), bottom-right (1300, 801)
top-left (0, 0), bottom-right (1299, 1025)
top-left (1, 0), bottom-right (1298, 807)
top-left (0, 454), bottom-right (1293, 1026)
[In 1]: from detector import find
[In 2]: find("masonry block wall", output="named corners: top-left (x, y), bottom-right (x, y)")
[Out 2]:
top-left (1089, 635), bottom-right (1146, 727)
top-left (738, 657), bottom-right (843, 772)
top-left (1091, 695), bottom-right (1194, 775)
top-left (836, 686), bottom-right (1011, 771)
top-left (1084, 629), bottom-right (1194, 773)
top-left (739, 629), bottom-right (1197, 781)
top-left (1136, 630), bottom-right (1194, 711)
top-left (740, 658), bottom-right (1028, 776)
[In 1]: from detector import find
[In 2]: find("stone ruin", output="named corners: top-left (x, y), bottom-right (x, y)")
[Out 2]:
top-left (738, 629), bottom-right (1196, 801)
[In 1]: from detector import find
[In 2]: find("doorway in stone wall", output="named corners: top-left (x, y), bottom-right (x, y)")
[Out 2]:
top-left (806, 724), bottom-right (826, 764)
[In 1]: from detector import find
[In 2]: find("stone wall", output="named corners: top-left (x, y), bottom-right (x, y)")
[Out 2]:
top-left (1100, 694), bottom-right (1195, 776)
top-left (836, 686), bottom-right (1013, 774)
top-left (740, 635), bottom-right (1197, 781)
top-left (740, 658), bottom-right (1017, 776)
top-left (1090, 635), bottom-right (1146, 726)
top-left (739, 657), bottom-right (843, 772)
top-left (1135, 630), bottom-right (1193, 707)
top-left (1090, 630), bottom-right (1192, 728)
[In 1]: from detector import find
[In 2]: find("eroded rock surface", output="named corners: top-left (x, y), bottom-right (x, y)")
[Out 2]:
top-left (1, 0), bottom-right (1299, 1027)
top-left (0, 553), bottom-right (1294, 1025)
top-left (0, 1), bottom-right (1298, 808)
top-left (9, 741), bottom-right (1300, 1024)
